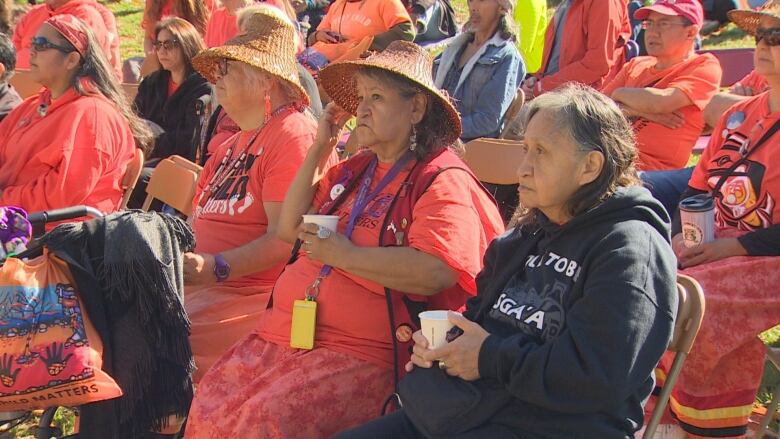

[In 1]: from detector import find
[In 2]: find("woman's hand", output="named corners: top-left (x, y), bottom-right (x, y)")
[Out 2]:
top-left (407, 312), bottom-right (489, 382)
top-left (315, 29), bottom-right (344, 43)
top-left (675, 237), bottom-right (747, 268)
top-left (298, 222), bottom-right (354, 268)
top-left (183, 252), bottom-right (216, 285)
top-left (313, 103), bottom-right (352, 156)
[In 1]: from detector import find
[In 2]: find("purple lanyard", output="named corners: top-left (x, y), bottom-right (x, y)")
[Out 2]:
top-left (305, 151), bottom-right (413, 300)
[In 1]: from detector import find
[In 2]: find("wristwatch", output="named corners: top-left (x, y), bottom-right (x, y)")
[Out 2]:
top-left (213, 254), bottom-right (231, 282)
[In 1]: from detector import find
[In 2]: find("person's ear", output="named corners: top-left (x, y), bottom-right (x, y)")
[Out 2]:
top-left (687, 25), bottom-right (700, 40)
top-left (577, 150), bottom-right (605, 186)
top-left (64, 51), bottom-right (82, 71)
top-left (410, 92), bottom-right (427, 125)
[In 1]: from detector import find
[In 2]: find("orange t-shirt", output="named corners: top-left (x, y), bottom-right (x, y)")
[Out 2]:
top-left (204, 7), bottom-right (237, 48)
top-left (141, 0), bottom-right (215, 37)
top-left (312, 0), bottom-right (410, 61)
top-left (732, 69), bottom-right (769, 95)
top-left (13, 0), bottom-right (118, 75)
top-left (602, 53), bottom-right (722, 171)
top-left (191, 109), bottom-right (321, 290)
top-left (689, 92), bottom-right (780, 231)
top-left (0, 87), bottom-right (135, 213)
top-left (257, 155), bottom-right (505, 368)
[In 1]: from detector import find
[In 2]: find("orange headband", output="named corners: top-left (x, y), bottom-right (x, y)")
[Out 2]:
top-left (45, 14), bottom-right (88, 55)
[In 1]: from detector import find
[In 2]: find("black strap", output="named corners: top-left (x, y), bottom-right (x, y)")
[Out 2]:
top-left (712, 117), bottom-right (780, 196)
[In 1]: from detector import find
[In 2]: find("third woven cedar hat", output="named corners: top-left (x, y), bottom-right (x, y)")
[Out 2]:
top-left (191, 6), bottom-right (308, 105)
top-left (729, 0), bottom-right (780, 36)
top-left (318, 41), bottom-right (462, 145)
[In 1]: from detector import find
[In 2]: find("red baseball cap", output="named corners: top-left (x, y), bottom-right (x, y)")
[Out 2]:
top-left (634, 0), bottom-right (704, 27)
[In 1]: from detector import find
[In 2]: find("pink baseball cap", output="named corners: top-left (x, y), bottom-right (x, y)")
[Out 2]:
top-left (634, 0), bottom-right (704, 28)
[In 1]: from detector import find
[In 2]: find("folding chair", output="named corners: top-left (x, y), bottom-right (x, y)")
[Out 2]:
top-left (755, 346), bottom-right (780, 439)
top-left (141, 155), bottom-right (202, 217)
top-left (644, 274), bottom-right (706, 438)
top-left (8, 69), bottom-right (43, 99)
top-left (462, 138), bottom-right (524, 185)
top-left (500, 87), bottom-right (525, 139)
top-left (121, 83), bottom-right (139, 102)
top-left (698, 48), bottom-right (755, 88)
top-left (119, 148), bottom-right (145, 210)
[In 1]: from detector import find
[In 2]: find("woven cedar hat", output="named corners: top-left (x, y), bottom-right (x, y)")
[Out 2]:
top-left (191, 7), bottom-right (308, 105)
top-left (728, 0), bottom-right (780, 35)
top-left (319, 40), bottom-right (462, 145)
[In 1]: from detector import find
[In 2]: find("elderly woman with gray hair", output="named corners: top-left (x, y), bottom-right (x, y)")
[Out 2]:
top-left (339, 84), bottom-right (678, 439)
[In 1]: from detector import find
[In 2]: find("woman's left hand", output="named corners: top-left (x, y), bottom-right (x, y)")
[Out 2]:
top-left (183, 252), bottom-right (215, 285)
top-left (298, 223), bottom-right (354, 267)
top-left (677, 237), bottom-right (747, 268)
top-left (407, 312), bottom-right (490, 382)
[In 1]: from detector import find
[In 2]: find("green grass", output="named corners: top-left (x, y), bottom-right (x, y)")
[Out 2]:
top-left (106, 0), bottom-right (145, 60)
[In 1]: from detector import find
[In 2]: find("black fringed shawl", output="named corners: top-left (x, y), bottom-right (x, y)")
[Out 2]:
top-left (41, 210), bottom-right (196, 439)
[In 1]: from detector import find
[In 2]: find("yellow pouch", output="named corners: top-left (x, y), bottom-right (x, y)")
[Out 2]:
top-left (290, 299), bottom-right (317, 350)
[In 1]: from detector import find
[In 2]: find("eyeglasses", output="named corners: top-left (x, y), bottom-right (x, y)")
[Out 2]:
top-left (153, 39), bottom-right (179, 51)
top-left (756, 27), bottom-right (780, 46)
top-left (30, 36), bottom-right (75, 53)
top-left (217, 58), bottom-right (229, 76)
top-left (640, 19), bottom-right (689, 31)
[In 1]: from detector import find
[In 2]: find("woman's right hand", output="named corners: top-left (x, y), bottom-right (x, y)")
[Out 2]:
top-left (672, 233), bottom-right (687, 259)
top-left (313, 102), bottom-right (352, 155)
top-left (315, 30), bottom-right (343, 43)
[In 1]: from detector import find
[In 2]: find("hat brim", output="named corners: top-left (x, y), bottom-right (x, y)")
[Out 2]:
top-left (319, 60), bottom-right (462, 146)
top-left (634, 5), bottom-right (683, 20)
top-left (192, 45), bottom-right (310, 106)
top-left (728, 9), bottom-right (780, 35)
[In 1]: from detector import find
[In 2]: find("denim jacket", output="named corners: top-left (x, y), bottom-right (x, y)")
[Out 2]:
top-left (434, 33), bottom-right (525, 141)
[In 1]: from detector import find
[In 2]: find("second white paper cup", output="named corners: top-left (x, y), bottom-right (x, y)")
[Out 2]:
top-left (302, 214), bottom-right (340, 232)
top-left (419, 310), bottom-right (455, 350)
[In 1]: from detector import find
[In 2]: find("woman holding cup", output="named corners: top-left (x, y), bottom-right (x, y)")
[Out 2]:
top-left (652, 5), bottom-right (780, 436)
top-left (185, 41), bottom-right (504, 437)
top-left (180, 8), bottom-right (338, 383)
top-left (339, 84), bottom-right (678, 438)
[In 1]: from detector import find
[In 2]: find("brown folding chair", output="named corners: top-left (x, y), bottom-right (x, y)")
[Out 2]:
top-left (644, 274), bottom-right (706, 438)
top-left (462, 138), bottom-right (524, 185)
top-left (8, 69), bottom-right (43, 99)
top-left (121, 83), bottom-right (139, 102)
top-left (119, 148), bottom-right (145, 209)
top-left (141, 155), bottom-right (202, 217)
top-left (755, 345), bottom-right (780, 438)
top-left (500, 87), bottom-right (525, 139)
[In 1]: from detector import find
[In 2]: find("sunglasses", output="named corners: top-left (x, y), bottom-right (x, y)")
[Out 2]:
top-left (640, 19), bottom-right (689, 31)
top-left (217, 58), bottom-right (229, 76)
top-left (153, 39), bottom-right (179, 51)
top-left (755, 27), bottom-right (780, 46)
top-left (30, 36), bottom-right (75, 53)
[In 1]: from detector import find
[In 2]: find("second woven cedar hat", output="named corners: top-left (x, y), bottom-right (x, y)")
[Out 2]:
top-left (729, 0), bottom-right (780, 36)
top-left (318, 40), bottom-right (462, 145)
top-left (191, 7), bottom-right (309, 105)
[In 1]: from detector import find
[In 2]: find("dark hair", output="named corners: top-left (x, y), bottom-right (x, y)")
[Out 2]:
top-left (0, 0), bottom-right (10, 35)
top-left (0, 32), bottom-right (15, 82)
top-left (148, 0), bottom-right (209, 36)
top-left (52, 21), bottom-right (153, 153)
top-left (496, 14), bottom-right (516, 41)
top-left (155, 17), bottom-right (206, 74)
top-left (514, 84), bottom-right (641, 225)
top-left (354, 68), bottom-right (463, 160)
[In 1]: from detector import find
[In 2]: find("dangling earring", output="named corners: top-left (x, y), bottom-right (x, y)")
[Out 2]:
top-left (409, 126), bottom-right (417, 152)
top-left (264, 94), bottom-right (272, 118)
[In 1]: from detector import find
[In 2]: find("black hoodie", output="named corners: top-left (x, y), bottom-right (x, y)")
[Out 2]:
top-left (464, 186), bottom-right (678, 438)
top-left (133, 69), bottom-right (211, 161)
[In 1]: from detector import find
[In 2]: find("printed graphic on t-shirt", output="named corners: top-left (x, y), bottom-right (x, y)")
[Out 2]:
top-left (488, 251), bottom-right (580, 342)
top-left (705, 131), bottom-right (774, 231)
top-left (197, 151), bottom-right (261, 218)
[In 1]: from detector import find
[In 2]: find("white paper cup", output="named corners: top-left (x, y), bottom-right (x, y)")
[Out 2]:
top-left (419, 310), bottom-right (455, 350)
top-left (302, 214), bottom-right (339, 232)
